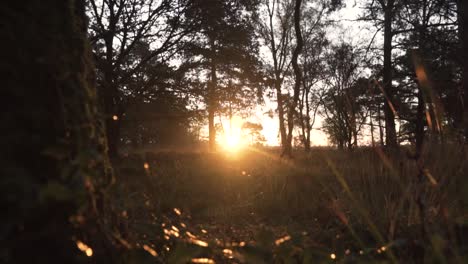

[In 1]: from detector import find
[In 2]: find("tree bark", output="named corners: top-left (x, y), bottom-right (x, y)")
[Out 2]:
top-left (208, 45), bottom-right (218, 151)
top-left (100, 1), bottom-right (122, 158)
top-left (414, 4), bottom-right (428, 155)
top-left (298, 82), bottom-right (313, 151)
top-left (2, 0), bottom-right (115, 262)
top-left (102, 80), bottom-right (122, 158)
top-left (370, 112), bottom-right (376, 147)
top-left (276, 81), bottom-right (288, 148)
top-left (264, 0), bottom-right (289, 152)
top-left (382, 0), bottom-right (398, 148)
top-left (415, 86), bottom-right (425, 152)
top-left (378, 104), bottom-right (385, 146)
top-left (283, 0), bottom-right (303, 157)
top-left (299, 87), bottom-right (307, 149)
top-left (459, 0), bottom-right (468, 141)
top-left (305, 86), bottom-right (312, 151)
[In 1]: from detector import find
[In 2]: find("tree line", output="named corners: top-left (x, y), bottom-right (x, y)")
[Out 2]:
top-left (85, 0), bottom-right (468, 157)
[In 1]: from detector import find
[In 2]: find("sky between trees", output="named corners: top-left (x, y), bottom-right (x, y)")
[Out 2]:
top-left (85, 0), bottom-right (465, 155)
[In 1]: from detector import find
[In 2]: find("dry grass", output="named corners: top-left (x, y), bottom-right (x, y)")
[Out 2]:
top-left (111, 144), bottom-right (468, 262)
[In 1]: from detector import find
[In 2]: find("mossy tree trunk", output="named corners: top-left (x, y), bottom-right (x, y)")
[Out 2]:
top-left (1, 0), bottom-right (115, 263)
top-left (459, 0), bottom-right (468, 141)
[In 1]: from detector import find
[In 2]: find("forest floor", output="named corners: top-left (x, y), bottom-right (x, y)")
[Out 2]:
top-left (110, 145), bottom-right (468, 263)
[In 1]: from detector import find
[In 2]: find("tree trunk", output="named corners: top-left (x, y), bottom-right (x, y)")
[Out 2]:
top-left (378, 104), bottom-right (385, 146)
top-left (103, 92), bottom-right (122, 158)
top-left (283, 0), bottom-right (303, 157)
top-left (459, 0), bottom-right (468, 141)
top-left (2, 0), bottom-right (115, 262)
top-left (370, 112), bottom-right (376, 147)
top-left (266, 1), bottom-right (288, 150)
top-left (305, 87), bottom-right (311, 152)
top-left (350, 102), bottom-right (358, 148)
top-left (100, 8), bottom-right (122, 158)
top-left (298, 83), bottom-right (312, 151)
top-left (382, 0), bottom-right (398, 148)
top-left (415, 87), bottom-right (425, 152)
top-left (353, 126), bottom-right (358, 148)
top-left (338, 139), bottom-right (344, 150)
top-left (106, 109), bottom-right (122, 158)
top-left (276, 81), bottom-right (288, 148)
top-left (299, 88), bottom-right (307, 149)
top-left (208, 50), bottom-right (218, 151)
top-left (414, 21), bottom-right (427, 155)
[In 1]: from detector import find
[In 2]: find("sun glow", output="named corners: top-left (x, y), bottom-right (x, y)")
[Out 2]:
top-left (223, 133), bottom-right (242, 149)
top-left (221, 116), bottom-right (246, 152)
top-left (222, 131), bottom-right (245, 152)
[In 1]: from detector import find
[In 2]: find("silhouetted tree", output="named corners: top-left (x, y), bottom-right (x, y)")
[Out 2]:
top-left (257, 0), bottom-right (295, 151)
top-left (242, 122), bottom-right (266, 145)
top-left (258, 0), bottom-right (341, 156)
top-left (297, 7), bottom-right (328, 151)
top-left (321, 44), bottom-right (367, 149)
top-left (361, 0), bottom-right (402, 148)
top-left (87, 0), bottom-right (193, 157)
top-left (283, 0), bottom-right (304, 157)
top-left (394, 0), bottom-right (458, 150)
top-left (184, 0), bottom-right (261, 151)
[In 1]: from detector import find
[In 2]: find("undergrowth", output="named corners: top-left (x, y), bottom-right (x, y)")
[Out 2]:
top-left (108, 145), bottom-right (468, 263)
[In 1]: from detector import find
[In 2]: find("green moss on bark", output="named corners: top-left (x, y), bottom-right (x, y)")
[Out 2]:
top-left (1, 1), bottom-right (114, 262)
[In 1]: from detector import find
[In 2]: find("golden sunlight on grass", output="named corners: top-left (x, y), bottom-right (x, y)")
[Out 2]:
top-left (76, 240), bottom-right (93, 257)
top-left (143, 244), bottom-right (158, 257)
top-left (191, 258), bottom-right (215, 263)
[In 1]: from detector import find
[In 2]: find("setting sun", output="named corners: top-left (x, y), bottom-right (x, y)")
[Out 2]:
top-left (224, 133), bottom-right (240, 148)
top-left (220, 116), bottom-right (246, 152)
top-left (222, 132), bottom-right (245, 152)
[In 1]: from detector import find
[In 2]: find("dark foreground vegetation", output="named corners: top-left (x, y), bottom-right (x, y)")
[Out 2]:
top-left (2, 0), bottom-right (468, 263)
top-left (110, 146), bottom-right (468, 263)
